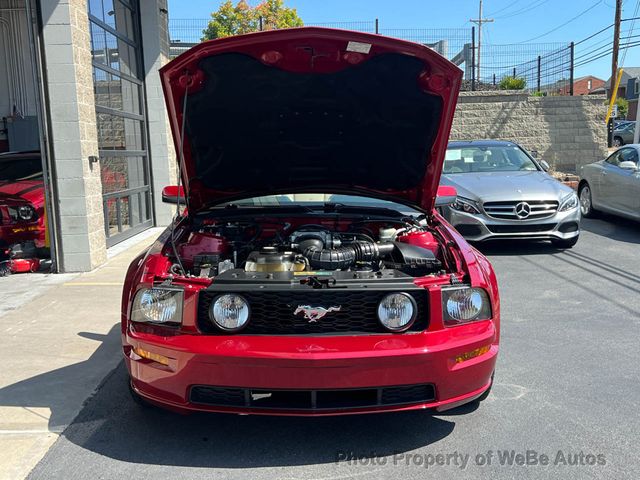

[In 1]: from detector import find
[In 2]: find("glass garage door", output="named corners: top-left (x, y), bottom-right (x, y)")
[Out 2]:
top-left (89, 0), bottom-right (152, 246)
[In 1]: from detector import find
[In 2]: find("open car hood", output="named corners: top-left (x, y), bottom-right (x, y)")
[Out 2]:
top-left (160, 27), bottom-right (462, 212)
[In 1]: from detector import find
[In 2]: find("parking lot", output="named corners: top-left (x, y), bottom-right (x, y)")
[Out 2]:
top-left (23, 214), bottom-right (640, 480)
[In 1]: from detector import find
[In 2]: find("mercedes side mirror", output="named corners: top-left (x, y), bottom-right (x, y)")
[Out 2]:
top-left (162, 185), bottom-right (185, 205)
top-left (435, 185), bottom-right (457, 207)
top-left (539, 160), bottom-right (550, 171)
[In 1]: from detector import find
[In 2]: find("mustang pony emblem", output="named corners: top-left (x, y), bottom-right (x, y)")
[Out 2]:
top-left (294, 305), bottom-right (342, 322)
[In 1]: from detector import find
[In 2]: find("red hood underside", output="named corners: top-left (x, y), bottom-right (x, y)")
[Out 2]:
top-left (160, 27), bottom-right (462, 212)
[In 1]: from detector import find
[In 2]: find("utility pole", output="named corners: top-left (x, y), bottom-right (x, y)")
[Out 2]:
top-left (470, 0), bottom-right (494, 83)
top-left (612, 0), bottom-right (623, 89)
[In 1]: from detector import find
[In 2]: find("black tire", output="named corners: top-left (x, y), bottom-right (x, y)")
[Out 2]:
top-left (578, 182), bottom-right (596, 218)
top-left (0, 261), bottom-right (11, 277)
top-left (551, 236), bottom-right (579, 249)
top-left (476, 373), bottom-right (494, 403)
top-left (613, 136), bottom-right (623, 147)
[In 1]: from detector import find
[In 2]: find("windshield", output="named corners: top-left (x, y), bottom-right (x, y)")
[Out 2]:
top-left (0, 157), bottom-right (43, 182)
top-left (616, 123), bottom-right (635, 132)
top-left (444, 145), bottom-right (539, 173)
top-left (219, 194), bottom-right (420, 214)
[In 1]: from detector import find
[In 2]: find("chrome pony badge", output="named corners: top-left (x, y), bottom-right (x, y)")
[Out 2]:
top-left (294, 305), bottom-right (341, 323)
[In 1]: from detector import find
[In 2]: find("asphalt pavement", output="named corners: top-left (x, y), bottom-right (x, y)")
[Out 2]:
top-left (25, 214), bottom-right (640, 480)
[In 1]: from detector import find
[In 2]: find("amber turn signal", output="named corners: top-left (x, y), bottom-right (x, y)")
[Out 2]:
top-left (455, 345), bottom-right (491, 364)
top-left (133, 347), bottom-right (170, 366)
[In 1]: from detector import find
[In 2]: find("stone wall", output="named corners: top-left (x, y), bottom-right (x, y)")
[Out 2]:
top-left (450, 91), bottom-right (609, 173)
top-left (41, 0), bottom-right (107, 271)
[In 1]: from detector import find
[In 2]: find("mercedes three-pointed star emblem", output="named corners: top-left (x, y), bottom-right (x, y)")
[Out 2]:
top-left (514, 201), bottom-right (531, 219)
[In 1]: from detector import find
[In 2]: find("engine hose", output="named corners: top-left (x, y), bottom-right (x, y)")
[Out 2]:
top-left (300, 239), bottom-right (394, 270)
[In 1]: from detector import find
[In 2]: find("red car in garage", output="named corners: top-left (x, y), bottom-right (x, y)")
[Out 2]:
top-left (0, 151), bottom-right (46, 248)
top-left (121, 28), bottom-right (500, 415)
top-left (0, 192), bottom-right (39, 264)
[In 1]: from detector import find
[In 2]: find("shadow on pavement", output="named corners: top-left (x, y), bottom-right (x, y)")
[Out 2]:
top-left (56, 362), bottom-right (456, 468)
top-left (580, 215), bottom-right (640, 244)
top-left (472, 239), bottom-right (561, 257)
top-left (0, 324), bottom-right (121, 432)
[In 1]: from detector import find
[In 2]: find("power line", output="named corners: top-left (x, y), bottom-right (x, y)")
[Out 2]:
top-left (517, 1), bottom-right (604, 43)
top-left (620, 0), bottom-right (640, 65)
top-left (495, 0), bottom-right (551, 19)
top-left (486, 0), bottom-right (525, 17)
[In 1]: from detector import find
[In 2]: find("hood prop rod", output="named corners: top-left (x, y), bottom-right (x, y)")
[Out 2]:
top-left (169, 76), bottom-right (191, 278)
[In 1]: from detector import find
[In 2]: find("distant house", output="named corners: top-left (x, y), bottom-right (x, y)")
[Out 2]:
top-left (558, 75), bottom-right (605, 95)
top-left (604, 67), bottom-right (640, 120)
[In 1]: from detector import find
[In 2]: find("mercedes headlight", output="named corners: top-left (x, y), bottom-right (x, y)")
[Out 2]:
top-left (131, 287), bottom-right (183, 325)
top-left (210, 294), bottom-right (250, 332)
top-left (558, 192), bottom-right (579, 212)
top-left (442, 287), bottom-right (491, 326)
top-left (377, 292), bottom-right (417, 332)
top-left (451, 197), bottom-right (481, 214)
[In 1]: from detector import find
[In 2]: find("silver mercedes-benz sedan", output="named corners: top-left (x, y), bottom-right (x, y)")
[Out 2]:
top-left (440, 140), bottom-right (581, 248)
top-left (578, 145), bottom-right (640, 221)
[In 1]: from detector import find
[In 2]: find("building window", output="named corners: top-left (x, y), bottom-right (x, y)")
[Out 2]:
top-left (587, 79), bottom-right (592, 90)
top-left (635, 79), bottom-right (639, 96)
top-left (89, 0), bottom-right (153, 246)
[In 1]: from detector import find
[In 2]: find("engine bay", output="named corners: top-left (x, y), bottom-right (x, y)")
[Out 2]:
top-left (164, 211), bottom-right (452, 282)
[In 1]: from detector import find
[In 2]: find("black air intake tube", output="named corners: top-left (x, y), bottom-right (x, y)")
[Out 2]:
top-left (298, 238), bottom-right (394, 270)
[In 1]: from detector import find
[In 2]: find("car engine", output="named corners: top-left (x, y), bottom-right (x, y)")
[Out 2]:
top-left (168, 217), bottom-right (448, 281)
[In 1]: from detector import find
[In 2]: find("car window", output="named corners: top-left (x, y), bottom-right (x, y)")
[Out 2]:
top-left (605, 151), bottom-right (622, 166)
top-left (620, 148), bottom-right (639, 164)
top-left (444, 145), bottom-right (539, 173)
top-left (0, 157), bottom-right (43, 181)
top-left (218, 193), bottom-right (419, 214)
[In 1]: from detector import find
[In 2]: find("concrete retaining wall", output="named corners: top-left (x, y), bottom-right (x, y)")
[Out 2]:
top-left (450, 91), bottom-right (609, 173)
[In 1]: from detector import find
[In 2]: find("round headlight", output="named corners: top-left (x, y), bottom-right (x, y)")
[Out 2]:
top-left (210, 294), bottom-right (250, 332)
top-left (18, 205), bottom-right (35, 220)
top-left (445, 289), bottom-right (483, 321)
top-left (134, 288), bottom-right (182, 324)
top-left (377, 292), bottom-right (417, 332)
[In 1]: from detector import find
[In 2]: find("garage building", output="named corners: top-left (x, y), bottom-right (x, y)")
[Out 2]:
top-left (0, 0), bottom-right (176, 272)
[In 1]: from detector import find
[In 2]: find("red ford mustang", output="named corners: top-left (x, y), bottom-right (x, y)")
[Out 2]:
top-left (0, 151), bottom-right (46, 248)
top-left (121, 28), bottom-right (500, 415)
top-left (0, 192), bottom-right (39, 252)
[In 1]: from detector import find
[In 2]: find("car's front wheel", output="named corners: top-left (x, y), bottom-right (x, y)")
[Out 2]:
top-left (476, 373), bottom-right (494, 402)
top-left (613, 136), bottom-right (623, 147)
top-left (578, 182), bottom-right (596, 218)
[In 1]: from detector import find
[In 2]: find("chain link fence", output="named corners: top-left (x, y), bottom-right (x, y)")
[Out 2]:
top-left (168, 18), bottom-right (575, 94)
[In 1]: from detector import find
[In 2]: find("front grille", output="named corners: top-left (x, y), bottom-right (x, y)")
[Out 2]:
top-left (483, 200), bottom-right (559, 220)
top-left (486, 223), bottom-right (557, 234)
top-left (454, 224), bottom-right (484, 237)
top-left (190, 384), bottom-right (436, 410)
top-left (197, 289), bottom-right (429, 335)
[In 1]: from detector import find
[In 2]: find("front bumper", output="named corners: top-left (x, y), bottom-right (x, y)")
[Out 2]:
top-left (443, 205), bottom-right (581, 242)
top-left (124, 320), bottom-right (498, 415)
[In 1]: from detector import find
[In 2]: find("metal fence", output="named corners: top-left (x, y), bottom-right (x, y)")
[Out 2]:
top-left (168, 18), bottom-right (575, 94)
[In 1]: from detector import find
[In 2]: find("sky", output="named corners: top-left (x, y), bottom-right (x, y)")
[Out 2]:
top-left (167, 0), bottom-right (640, 81)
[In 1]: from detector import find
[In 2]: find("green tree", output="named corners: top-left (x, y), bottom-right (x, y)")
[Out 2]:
top-left (202, 0), bottom-right (303, 41)
top-left (499, 76), bottom-right (526, 90)
top-left (256, 0), bottom-right (303, 31)
top-left (615, 97), bottom-right (629, 118)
